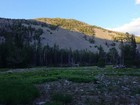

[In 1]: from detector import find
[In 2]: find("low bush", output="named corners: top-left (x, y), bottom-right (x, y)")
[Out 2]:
top-left (66, 76), bottom-right (97, 83)
top-left (52, 92), bottom-right (73, 104)
top-left (0, 79), bottom-right (39, 105)
top-left (29, 76), bottom-right (58, 84)
top-left (46, 101), bottom-right (63, 105)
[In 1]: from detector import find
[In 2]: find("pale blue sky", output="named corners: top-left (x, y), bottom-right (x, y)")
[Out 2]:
top-left (0, 0), bottom-right (140, 34)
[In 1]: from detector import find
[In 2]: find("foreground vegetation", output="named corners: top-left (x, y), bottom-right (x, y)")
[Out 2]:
top-left (0, 80), bottom-right (39, 105)
top-left (1, 66), bottom-right (140, 84)
top-left (0, 66), bottom-right (140, 104)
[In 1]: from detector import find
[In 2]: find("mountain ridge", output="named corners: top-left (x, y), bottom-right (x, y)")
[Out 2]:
top-left (0, 17), bottom-right (140, 53)
top-left (35, 18), bottom-right (140, 43)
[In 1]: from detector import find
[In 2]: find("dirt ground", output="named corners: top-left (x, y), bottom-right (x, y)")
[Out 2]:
top-left (34, 75), bottom-right (140, 105)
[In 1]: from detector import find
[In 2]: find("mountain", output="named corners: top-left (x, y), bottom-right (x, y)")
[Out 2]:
top-left (0, 17), bottom-right (140, 53)
top-left (0, 17), bottom-right (140, 67)
top-left (35, 18), bottom-right (140, 52)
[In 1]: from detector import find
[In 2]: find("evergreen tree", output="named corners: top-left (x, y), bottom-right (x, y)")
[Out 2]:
top-left (107, 47), bottom-right (119, 65)
top-left (121, 33), bottom-right (138, 67)
top-left (97, 57), bottom-right (105, 68)
top-left (97, 45), bottom-right (106, 67)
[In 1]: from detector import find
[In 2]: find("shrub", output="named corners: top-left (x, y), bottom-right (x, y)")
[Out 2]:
top-left (52, 92), bottom-right (73, 104)
top-left (30, 76), bottom-right (58, 84)
top-left (67, 76), bottom-right (97, 83)
top-left (0, 79), bottom-right (39, 105)
top-left (89, 38), bottom-right (95, 44)
top-left (46, 101), bottom-right (63, 105)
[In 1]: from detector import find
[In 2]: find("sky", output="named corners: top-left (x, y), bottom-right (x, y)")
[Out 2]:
top-left (0, 0), bottom-right (140, 35)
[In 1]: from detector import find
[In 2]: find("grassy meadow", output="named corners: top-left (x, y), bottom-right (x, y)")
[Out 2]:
top-left (0, 66), bottom-right (140, 105)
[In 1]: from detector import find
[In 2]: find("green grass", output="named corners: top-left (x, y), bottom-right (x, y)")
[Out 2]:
top-left (0, 69), bottom-right (98, 84)
top-left (0, 79), bottom-right (39, 105)
top-left (0, 66), bottom-right (140, 85)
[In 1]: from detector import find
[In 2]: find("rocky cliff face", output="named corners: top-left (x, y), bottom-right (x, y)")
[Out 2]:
top-left (0, 17), bottom-right (140, 53)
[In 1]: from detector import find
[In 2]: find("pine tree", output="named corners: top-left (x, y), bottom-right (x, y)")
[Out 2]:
top-left (97, 45), bottom-right (106, 67)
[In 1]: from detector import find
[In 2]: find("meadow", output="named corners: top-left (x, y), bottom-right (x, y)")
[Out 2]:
top-left (0, 66), bottom-right (140, 105)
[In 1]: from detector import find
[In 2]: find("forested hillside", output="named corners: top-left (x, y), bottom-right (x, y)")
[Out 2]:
top-left (36, 18), bottom-right (140, 43)
top-left (0, 18), bottom-right (140, 68)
